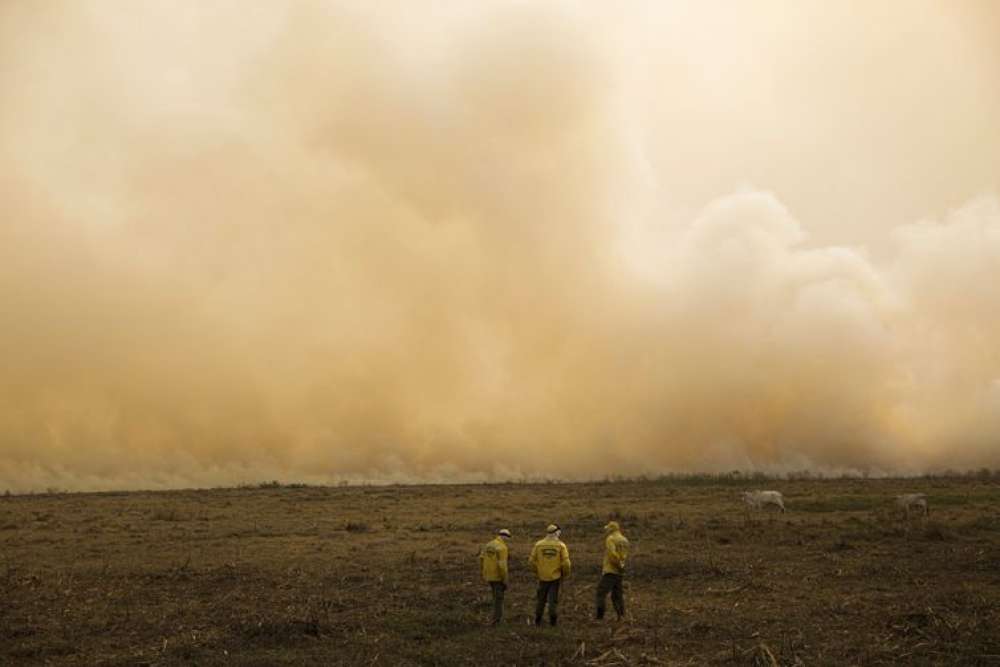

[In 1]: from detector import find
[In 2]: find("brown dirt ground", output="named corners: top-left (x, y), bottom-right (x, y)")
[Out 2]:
top-left (2, 477), bottom-right (1000, 665)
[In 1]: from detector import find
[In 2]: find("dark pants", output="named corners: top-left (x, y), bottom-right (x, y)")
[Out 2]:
top-left (596, 573), bottom-right (625, 619)
top-left (535, 579), bottom-right (561, 625)
top-left (489, 582), bottom-right (506, 623)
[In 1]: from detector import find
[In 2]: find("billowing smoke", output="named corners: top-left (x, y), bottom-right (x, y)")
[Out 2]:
top-left (2, 1), bottom-right (999, 490)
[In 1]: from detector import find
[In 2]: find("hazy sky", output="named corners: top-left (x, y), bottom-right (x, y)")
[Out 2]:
top-left (2, 1), bottom-right (999, 490)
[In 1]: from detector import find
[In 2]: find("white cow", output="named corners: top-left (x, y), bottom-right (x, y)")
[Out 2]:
top-left (895, 493), bottom-right (928, 517)
top-left (741, 490), bottom-right (786, 513)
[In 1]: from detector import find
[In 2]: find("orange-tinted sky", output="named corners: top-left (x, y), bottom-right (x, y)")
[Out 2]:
top-left (1, 1), bottom-right (998, 490)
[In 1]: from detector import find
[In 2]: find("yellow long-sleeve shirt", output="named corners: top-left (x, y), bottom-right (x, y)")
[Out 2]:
top-left (479, 536), bottom-right (509, 583)
top-left (529, 536), bottom-right (571, 581)
top-left (602, 530), bottom-right (630, 575)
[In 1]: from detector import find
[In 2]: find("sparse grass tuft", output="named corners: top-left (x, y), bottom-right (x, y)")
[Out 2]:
top-left (922, 521), bottom-right (955, 541)
top-left (829, 534), bottom-right (855, 551)
top-left (149, 507), bottom-right (186, 521)
top-left (343, 520), bottom-right (369, 533)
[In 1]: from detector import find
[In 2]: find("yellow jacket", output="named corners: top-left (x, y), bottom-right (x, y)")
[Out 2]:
top-left (529, 536), bottom-right (571, 581)
top-left (602, 530), bottom-right (630, 575)
top-left (479, 536), bottom-right (509, 583)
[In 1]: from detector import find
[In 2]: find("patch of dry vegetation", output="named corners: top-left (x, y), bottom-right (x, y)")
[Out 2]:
top-left (1, 478), bottom-right (999, 664)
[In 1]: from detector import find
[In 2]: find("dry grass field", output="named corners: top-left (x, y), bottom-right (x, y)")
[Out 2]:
top-left (2, 476), bottom-right (1000, 666)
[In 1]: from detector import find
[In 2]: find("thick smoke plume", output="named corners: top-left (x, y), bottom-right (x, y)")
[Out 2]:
top-left (2, 1), bottom-right (999, 490)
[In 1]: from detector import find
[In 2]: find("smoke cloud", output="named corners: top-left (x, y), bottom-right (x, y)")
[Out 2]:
top-left (2, 1), bottom-right (999, 490)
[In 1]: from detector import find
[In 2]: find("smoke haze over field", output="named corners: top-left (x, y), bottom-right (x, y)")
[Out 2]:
top-left (1, 1), bottom-right (999, 490)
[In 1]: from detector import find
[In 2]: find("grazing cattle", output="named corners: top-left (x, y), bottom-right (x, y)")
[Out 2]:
top-left (895, 493), bottom-right (928, 517)
top-left (741, 490), bottom-right (786, 513)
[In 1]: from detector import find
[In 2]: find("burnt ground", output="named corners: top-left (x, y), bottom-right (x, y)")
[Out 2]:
top-left (2, 477), bottom-right (1000, 665)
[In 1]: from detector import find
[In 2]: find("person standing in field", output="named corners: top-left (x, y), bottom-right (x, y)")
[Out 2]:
top-left (529, 524), bottom-right (571, 626)
top-left (479, 528), bottom-right (512, 625)
top-left (595, 520), bottom-right (629, 621)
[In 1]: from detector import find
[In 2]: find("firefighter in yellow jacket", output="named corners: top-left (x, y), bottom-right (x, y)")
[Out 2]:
top-left (595, 521), bottom-right (629, 620)
top-left (528, 524), bottom-right (571, 626)
top-left (479, 528), bottom-right (511, 624)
